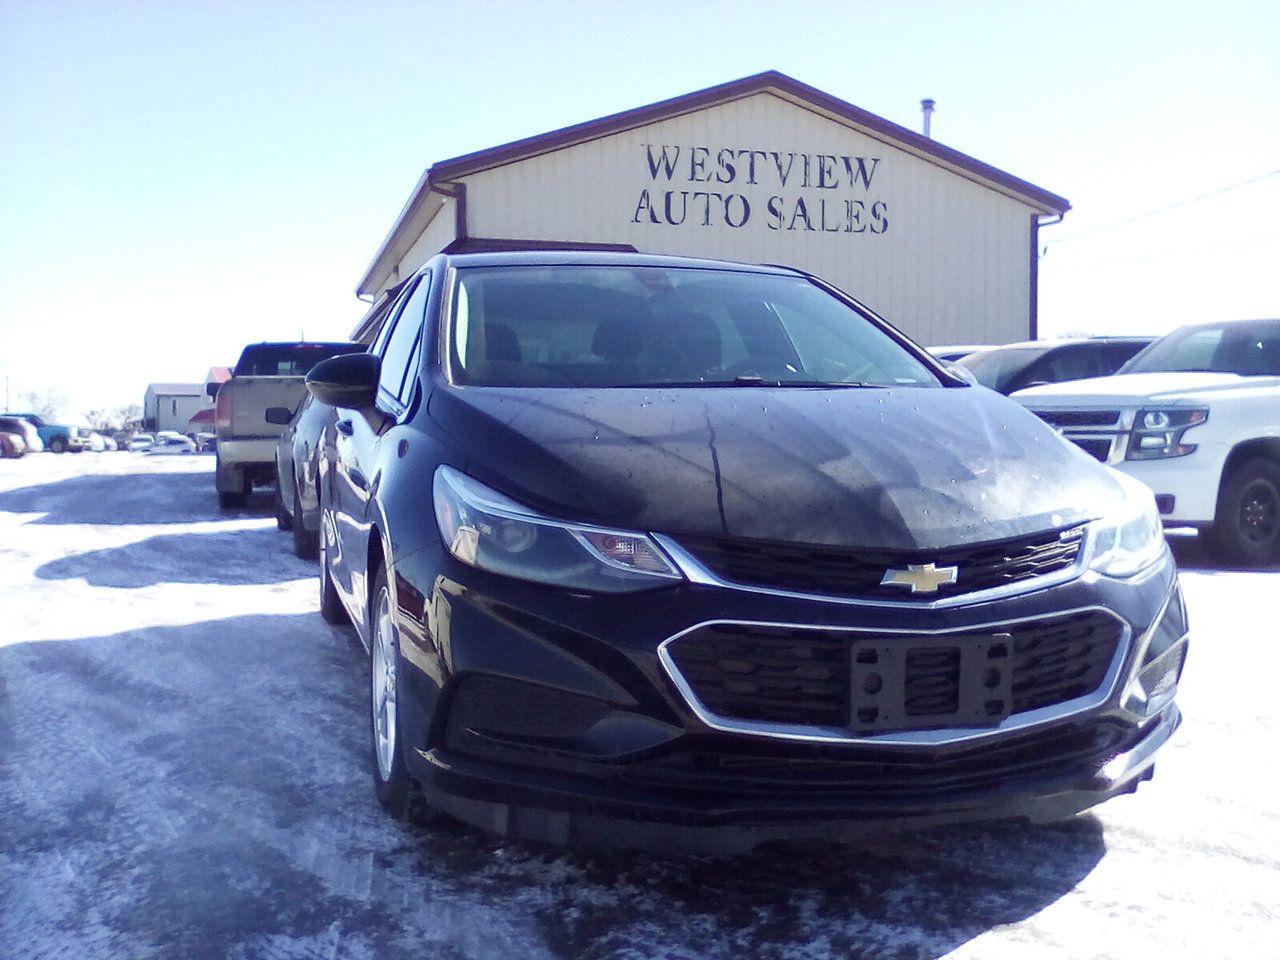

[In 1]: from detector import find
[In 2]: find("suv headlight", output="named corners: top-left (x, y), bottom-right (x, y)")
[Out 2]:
top-left (1089, 484), bottom-right (1166, 577)
top-left (1126, 407), bottom-right (1207, 460)
top-left (432, 465), bottom-right (682, 593)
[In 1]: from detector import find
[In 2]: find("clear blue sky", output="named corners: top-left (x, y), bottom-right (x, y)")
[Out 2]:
top-left (2, 0), bottom-right (1277, 419)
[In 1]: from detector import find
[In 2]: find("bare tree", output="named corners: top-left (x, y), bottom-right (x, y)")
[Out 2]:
top-left (19, 389), bottom-right (67, 420)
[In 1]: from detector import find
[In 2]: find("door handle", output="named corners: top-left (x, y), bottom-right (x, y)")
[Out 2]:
top-left (336, 419), bottom-right (354, 437)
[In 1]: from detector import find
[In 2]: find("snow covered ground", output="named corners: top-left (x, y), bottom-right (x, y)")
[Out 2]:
top-left (0, 453), bottom-right (1276, 960)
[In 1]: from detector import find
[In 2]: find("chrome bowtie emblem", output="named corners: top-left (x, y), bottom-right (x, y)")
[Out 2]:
top-left (880, 562), bottom-right (959, 594)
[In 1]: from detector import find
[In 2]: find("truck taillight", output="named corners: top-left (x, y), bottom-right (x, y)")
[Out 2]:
top-left (214, 387), bottom-right (231, 431)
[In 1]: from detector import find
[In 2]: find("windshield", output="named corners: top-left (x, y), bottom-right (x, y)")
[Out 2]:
top-left (1124, 320), bottom-right (1280, 376)
top-left (448, 265), bottom-right (941, 388)
top-left (956, 346), bottom-right (1049, 391)
top-left (233, 343), bottom-right (364, 377)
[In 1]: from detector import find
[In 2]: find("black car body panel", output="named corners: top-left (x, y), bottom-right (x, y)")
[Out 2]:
top-left (313, 251), bottom-right (1186, 852)
top-left (427, 382), bottom-right (1123, 552)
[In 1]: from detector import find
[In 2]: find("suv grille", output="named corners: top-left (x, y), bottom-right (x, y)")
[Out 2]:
top-left (680, 525), bottom-right (1085, 601)
top-left (1035, 410), bottom-right (1121, 428)
top-left (664, 610), bottom-right (1123, 735)
top-left (1069, 437), bottom-right (1113, 461)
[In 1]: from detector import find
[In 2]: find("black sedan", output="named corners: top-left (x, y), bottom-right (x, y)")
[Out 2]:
top-left (305, 251), bottom-right (1187, 854)
top-left (958, 337), bottom-right (1154, 395)
top-left (268, 393), bottom-right (345, 559)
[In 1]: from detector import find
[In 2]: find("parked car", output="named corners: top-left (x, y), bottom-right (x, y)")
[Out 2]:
top-left (212, 341), bottom-right (364, 509)
top-left (194, 431), bottom-right (217, 453)
top-left (304, 250), bottom-right (1186, 854)
top-left (928, 344), bottom-right (993, 363)
top-left (0, 416), bottom-right (43, 453)
top-left (1015, 317), bottom-right (1280, 564)
top-left (146, 432), bottom-right (197, 455)
top-left (0, 412), bottom-right (89, 452)
top-left (267, 393), bottom-right (339, 559)
top-left (102, 435), bottom-right (118, 451)
top-left (127, 433), bottom-right (155, 451)
top-left (0, 430), bottom-right (26, 458)
top-left (957, 337), bottom-right (1155, 395)
top-left (87, 432), bottom-right (107, 452)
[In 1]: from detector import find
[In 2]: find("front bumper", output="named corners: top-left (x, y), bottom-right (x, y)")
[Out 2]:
top-left (411, 704), bottom-right (1179, 855)
top-left (394, 543), bottom-right (1185, 853)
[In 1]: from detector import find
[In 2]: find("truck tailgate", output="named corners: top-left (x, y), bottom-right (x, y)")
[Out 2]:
top-left (220, 376), bottom-right (309, 438)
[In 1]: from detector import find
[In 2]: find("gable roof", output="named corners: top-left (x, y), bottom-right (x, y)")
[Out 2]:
top-left (146, 383), bottom-right (203, 396)
top-left (358, 70), bottom-right (1070, 296)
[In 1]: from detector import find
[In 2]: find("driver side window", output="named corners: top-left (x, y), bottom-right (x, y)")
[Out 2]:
top-left (376, 274), bottom-right (430, 412)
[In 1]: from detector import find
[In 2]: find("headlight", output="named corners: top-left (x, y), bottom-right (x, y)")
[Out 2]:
top-left (1089, 487), bottom-right (1166, 577)
top-left (1126, 407), bottom-right (1207, 460)
top-left (432, 465), bottom-right (682, 592)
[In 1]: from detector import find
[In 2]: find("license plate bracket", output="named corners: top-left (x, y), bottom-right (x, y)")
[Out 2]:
top-left (849, 633), bottom-right (1014, 733)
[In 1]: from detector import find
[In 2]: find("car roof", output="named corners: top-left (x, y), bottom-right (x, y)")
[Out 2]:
top-left (437, 249), bottom-right (801, 275)
top-left (970, 336), bottom-right (1154, 353)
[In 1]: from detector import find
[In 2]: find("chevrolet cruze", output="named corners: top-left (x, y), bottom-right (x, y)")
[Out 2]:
top-left (306, 251), bottom-right (1187, 854)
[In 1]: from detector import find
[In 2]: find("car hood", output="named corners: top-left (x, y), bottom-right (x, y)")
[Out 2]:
top-left (427, 384), bottom-right (1129, 552)
top-left (1013, 371), bottom-right (1278, 405)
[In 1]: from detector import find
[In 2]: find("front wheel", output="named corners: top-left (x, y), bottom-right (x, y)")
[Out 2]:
top-left (48, 437), bottom-right (67, 454)
top-left (274, 471), bottom-right (293, 531)
top-left (1203, 457), bottom-right (1280, 566)
top-left (369, 566), bottom-right (417, 818)
top-left (318, 522), bottom-right (348, 625)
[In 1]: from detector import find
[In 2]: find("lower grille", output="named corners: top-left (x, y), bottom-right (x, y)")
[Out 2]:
top-left (664, 610), bottom-right (1124, 736)
top-left (1069, 437), bottom-right (1113, 461)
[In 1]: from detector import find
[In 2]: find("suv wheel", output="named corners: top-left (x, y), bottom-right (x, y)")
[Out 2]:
top-left (49, 437), bottom-right (67, 454)
top-left (1204, 457), bottom-right (1280, 566)
top-left (369, 565), bottom-right (417, 817)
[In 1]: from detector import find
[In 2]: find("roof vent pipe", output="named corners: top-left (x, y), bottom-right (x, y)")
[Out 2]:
top-left (921, 98), bottom-right (936, 138)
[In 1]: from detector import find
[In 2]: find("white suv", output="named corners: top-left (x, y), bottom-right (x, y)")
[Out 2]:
top-left (1014, 318), bottom-right (1280, 565)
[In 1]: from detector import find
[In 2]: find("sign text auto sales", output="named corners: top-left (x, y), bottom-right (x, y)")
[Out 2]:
top-left (632, 144), bottom-right (889, 234)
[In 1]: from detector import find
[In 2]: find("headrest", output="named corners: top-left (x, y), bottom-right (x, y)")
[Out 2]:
top-left (592, 320), bottom-right (644, 362)
top-left (484, 323), bottom-right (521, 363)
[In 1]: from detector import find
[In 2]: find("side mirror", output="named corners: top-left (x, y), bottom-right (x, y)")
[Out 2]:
top-left (307, 352), bottom-right (380, 410)
top-left (944, 362), bottom-right (979, 386)
top-left (206, 382), bottom-right (221, 399)
top-left (264, 406), bottom-right (293, 426)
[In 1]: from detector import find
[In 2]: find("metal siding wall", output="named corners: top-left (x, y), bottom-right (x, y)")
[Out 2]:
top-left (457, 93), bottom-right (1036, 345)
top-left (393, 200), bottom-right (458, 292)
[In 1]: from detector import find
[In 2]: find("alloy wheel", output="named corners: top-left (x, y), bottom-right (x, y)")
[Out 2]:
top-left (371, 588), bottom-right (398, 782)
top-left (1239, 478), bottom-right (1280, 544)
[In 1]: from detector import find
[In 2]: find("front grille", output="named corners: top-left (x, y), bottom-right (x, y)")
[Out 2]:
top-left (1035, 409), bottom-right (1121, 427)
top-left (664, 610), bottom-right (1123, 735)
top-left (1069, 437), bottom-right (1113, 461)
top-left (680, 525), bottom-right (1085, 601)
top-left (628, 718), bottom-right (1137, 799)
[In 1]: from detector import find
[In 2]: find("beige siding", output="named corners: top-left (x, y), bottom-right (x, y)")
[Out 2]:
top-left (394, 199), bottom-right (458, 290)
top-left (453, 93), bottom-right (1035, 345)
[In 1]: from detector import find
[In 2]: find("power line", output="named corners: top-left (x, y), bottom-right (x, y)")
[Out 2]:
top-left (1048, 167), bottom-right (1280, 245)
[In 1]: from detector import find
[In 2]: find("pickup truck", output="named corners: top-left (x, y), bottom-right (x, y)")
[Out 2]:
top-left (0, 412), bottom-right (89, 453)
top-left (1014, 317), bottom-right (1280, 565)
top-left (212, 341), bottom-right (363, 508)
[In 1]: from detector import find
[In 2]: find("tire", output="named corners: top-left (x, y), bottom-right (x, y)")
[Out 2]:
top-left (49, 437), bottom-right (67, 454)
top-left (292, 481), bottom-right (318, 559)
top-left (369, 565), bottom-right (417, 817)
top-left (1203, 456), bottom-right (1280, 566)
top-left (318, 522), bottom-right (348, 625)
top-left (274, 472), bottom-right (293, 531)
top-left (216, 456), bottom-right (250, 510)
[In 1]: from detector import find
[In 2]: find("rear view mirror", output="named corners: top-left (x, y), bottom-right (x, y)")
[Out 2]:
top-left (264, 407), bottom-right (293, 426)
top-left (307, 352), bottom-right (381, 410)
top-left (206, 382), bottom-right (221, 399)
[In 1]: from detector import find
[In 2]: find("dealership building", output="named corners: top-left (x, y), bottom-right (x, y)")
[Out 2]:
top-left (353, 71), bottom-right (1069, 345)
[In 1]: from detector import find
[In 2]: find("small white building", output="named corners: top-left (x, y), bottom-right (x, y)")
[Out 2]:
top-left (143, 383), bottom-right (204, 433)
top-left (353, 71), bottom-right (1068, 345)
